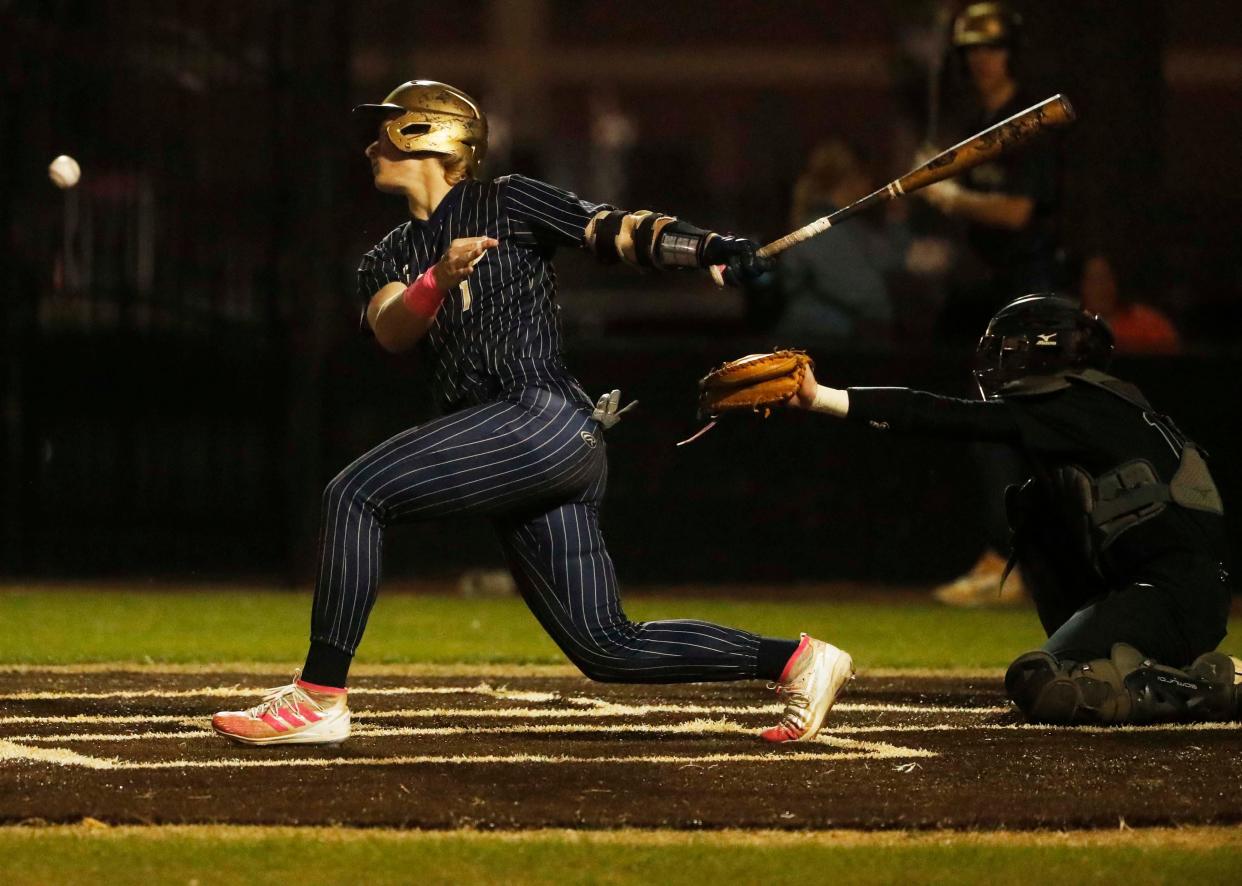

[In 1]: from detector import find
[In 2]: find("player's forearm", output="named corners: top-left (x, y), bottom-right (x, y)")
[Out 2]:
top-left (366, 280), bottom-right (436, 354)
top-left (585, 210), bottom-right (719, 270)
top-left (844, 387), bottom-right (1020, 441)
top-left (583, 212), bottom-right (758, 274)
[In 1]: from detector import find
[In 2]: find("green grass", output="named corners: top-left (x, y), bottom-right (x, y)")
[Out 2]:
top-left (4, 586), bottom-right (1239, 883)
top-left (0, 586), bottom-right (1237, 668)
top-left (2, 828), bottom-right (1241, 885)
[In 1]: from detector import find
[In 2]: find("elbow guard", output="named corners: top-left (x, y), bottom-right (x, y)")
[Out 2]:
top-left (587, 210), bottom-right (712, 269)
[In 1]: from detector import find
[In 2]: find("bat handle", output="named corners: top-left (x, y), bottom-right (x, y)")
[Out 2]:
top-left (709, 185), bottom-right (889, 287)
top-left (757, 216), bottom-right (833, 259)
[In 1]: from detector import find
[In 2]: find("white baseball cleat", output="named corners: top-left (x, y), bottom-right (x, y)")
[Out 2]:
top-left (761, 634), bottom-right (854, 743)
top-left (212, 674), bottom-right (350, 746)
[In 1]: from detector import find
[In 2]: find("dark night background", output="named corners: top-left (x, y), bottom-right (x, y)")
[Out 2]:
top-left (2, 1), bottom-right (1239, 587)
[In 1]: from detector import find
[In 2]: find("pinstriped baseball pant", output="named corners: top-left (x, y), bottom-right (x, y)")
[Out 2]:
top-left (310, 385), bottom-right (763, 682)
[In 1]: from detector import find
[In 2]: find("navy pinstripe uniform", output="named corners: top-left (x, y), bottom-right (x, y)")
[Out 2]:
top-left (308, 175), bottom-right (788, 683)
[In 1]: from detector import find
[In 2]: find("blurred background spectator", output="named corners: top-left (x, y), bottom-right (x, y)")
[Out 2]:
top-left (916, 1), bottom-right (1061, 344)
top-left (749, 140), bottom-right (906, 344)
top-left (1075, 251), bottom-right (1182, 355)
top-left (2, 0), bottom-right (1239, 587)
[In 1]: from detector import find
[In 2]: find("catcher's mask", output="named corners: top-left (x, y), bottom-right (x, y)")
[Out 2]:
top-left (973, 293), bottom-right (1114, 399)
top-left (353, 80), bottom-right (488, 177)
top-left (952, 2), bottom-right (1021, 49)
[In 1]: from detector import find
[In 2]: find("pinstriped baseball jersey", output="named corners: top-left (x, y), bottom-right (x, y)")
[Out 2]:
top-left (301, 169), bottom-right (804, 695)
top-left (356, 175), bottom-right (611, 412)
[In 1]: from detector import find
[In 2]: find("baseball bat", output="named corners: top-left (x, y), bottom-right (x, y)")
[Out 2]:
top-left (708, 94), bottom-right (1075, 286)
top-left (760, 94), bottom-right (1076, 260)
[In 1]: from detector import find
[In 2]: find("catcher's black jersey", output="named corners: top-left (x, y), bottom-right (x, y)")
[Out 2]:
top-left (356, 175), bottom-right (610, 411)
top-left (846, 379), bottom-right (1230, 592)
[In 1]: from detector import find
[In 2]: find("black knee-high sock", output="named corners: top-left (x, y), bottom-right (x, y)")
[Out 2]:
top-left (757, 637), bottom-right (802, 681)
top-left (301, 641), bottom-right (353, 689)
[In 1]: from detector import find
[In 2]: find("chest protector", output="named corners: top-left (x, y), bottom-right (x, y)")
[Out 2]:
top-left (1011, 370), bottom-right (1224, 572)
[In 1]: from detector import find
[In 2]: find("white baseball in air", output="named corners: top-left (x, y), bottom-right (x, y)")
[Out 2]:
top-left (48, 154), bottom-right (81, 189)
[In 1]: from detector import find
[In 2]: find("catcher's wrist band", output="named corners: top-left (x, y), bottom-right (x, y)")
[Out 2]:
top-left (810, 385), bottom-right (849, 417)
top-left (401, 268), bottom-right (446, 319)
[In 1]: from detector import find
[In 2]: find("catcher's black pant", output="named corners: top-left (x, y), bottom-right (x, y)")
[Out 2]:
top-left (1016, 516), bottom-right (1228, 668)
top-left (310, 385), bottom-right (763, 682)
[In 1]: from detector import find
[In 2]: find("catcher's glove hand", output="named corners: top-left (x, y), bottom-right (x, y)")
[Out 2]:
top-left (697, 349), bottom-right (813, 421)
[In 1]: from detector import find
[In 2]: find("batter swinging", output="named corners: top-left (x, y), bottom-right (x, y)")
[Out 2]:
top-left (212, 81), bottom-right (853, 746)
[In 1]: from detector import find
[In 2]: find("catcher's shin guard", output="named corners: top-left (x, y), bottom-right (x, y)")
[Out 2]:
top-left (1127, 648), bottom-right (1242, 723)
top-left (1008, 643), bottom-right (1239, 726)
top-left (1185, 651), bottom-right (1242, 721)
top-left (1005, 646), bottom-right (1135, 725)
top-left (1005, 650), bottom-right (1083, 724)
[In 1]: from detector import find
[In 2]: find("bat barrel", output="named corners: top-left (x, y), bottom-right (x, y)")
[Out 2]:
top-left (896, 94), bottom-right (1075, 194)
top-left (756, 94), bottom-right (1075, 261)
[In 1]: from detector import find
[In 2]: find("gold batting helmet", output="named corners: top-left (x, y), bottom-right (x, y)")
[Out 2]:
top-left (353, 80), bottom-right (488, 176)
top-left (952, 2), bottom-right (1021, 49)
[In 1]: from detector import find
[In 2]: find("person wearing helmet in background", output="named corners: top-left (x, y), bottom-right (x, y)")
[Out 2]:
top-left (777, 293), bottom-right (1238, 725)
top-left (211, 81), bottom-right (854, 747)
top-left (920, 2), bottom-right (1066, 609)
top-left (921, 2), bottom-right (1062, 334)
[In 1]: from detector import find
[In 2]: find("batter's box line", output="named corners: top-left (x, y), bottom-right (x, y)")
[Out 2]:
top-left (0, 735), bottom-right (935, 771)
top-left (0, 684), bottom-right (562, 703)
top-left (0, 688), bottom-right (1010, 717)
top-left (0, 719), bottom-right (910, 744)
top-left (7, 719), bottom-right (1239, 746)
top-left (0, 701), bottom-right (1012, 729)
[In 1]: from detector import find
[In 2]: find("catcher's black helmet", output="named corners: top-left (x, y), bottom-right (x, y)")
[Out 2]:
top-left (973, 293), bottom-right (1114, 399)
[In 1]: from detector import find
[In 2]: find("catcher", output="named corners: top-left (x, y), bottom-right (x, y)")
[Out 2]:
top-left (697, 294), bottom-right (1239, 725)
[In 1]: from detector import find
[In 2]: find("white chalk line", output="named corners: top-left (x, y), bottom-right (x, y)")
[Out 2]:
top-left (0, 732), bottom-right (934, 771)
top-left (0, 740), bottom-right (116, 770)
top-left (0, 687), bottom-right (1010, 716)
top-left (7, 718), bottom-right (1239, 746)
top-left (0, 701), bottom-right (1008, 728)
top-left (0, 684), bottom-right (561, 703)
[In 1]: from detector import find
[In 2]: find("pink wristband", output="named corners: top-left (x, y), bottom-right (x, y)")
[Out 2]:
top-left (401, 268), bottom-right (446, 320)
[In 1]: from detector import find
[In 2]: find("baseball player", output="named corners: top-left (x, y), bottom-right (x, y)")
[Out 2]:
top-left (773, 293), bottom-right (1237, 725)
top-left (212, 81), bottom-right (853, 746)
top-left (920, 1), bottom-right (1063, 608)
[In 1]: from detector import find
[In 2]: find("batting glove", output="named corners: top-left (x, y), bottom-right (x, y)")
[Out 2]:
top-left (702, 236), bottom-right (774, 287)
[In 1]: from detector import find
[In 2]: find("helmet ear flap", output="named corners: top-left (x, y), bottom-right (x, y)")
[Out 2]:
top-left (385, 114), bottom-right (437, 153)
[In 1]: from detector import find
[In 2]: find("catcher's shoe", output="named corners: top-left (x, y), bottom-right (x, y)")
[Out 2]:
top-left (212, 674), bottom-right (350, 746)
top-left (761, 634), bottom-right (855, 743)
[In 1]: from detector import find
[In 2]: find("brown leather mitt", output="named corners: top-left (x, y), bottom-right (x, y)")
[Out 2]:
top-left (696, 350), bottom-right (813, 420)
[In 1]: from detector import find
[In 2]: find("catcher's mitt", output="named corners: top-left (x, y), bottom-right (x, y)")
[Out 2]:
top-left (678, 350), bottom-right (812, 448)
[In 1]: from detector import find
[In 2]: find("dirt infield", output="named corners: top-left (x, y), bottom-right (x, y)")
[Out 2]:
top-left (2, 667), bottom-right (1241, 830)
